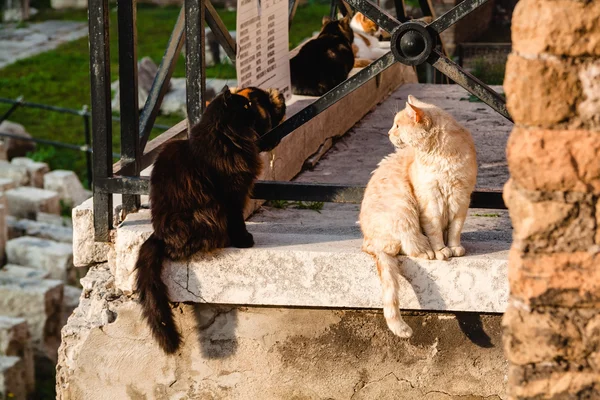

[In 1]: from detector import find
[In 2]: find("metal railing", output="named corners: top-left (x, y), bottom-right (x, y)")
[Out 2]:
top-left (89, 0), bottom-right (511, 242)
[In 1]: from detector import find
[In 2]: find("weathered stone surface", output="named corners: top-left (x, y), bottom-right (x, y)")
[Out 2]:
top-left (62, 285), bottom-right (82, 326)
top-left (6, 236), bottom-right (73, 283)
top-left (43, 170), bottom-right (90, 208)
top-left (0, 276), bottom-right (63, 361)
top-left (36, 212), bottom-right (66, 227)
top-left (0, 161), bottom-right (28, 186)
top-left (6, 217), bottom-right (72, 243)
top-left (11, 157), bottom-right (49, 188)
top-left (503, 180), bottom-right (596, 253)
top-left (0, 203), bottom-right (6, 262)
top-left (507, 128), bottom-right (600, 194)
top-left (503, 303), bottom-right (599, 367)
top-left (0, 317), bottom-right (34, 394)
top-left (512, 0), bottom-right (600, 57)
top-left (504, 55), bottom-right (585, 129)
top-left (117, 206), bottom-right (510, 312)
top-left (56, 265), bottom-right (508, 400)
top-left (5, 187), bottom-right (60, 219)
top-left (0, 121), bottom-right (35, 160)
top-left (72, 197), bottom-right (113, 267)
top-left (508, 364), bottom-right (600, 400)
top-left (0, 264), bottom-right (50, 280)
top-left (509, 250), bottom-right (600, 308)
top-left (0, 356), bottom-right (27, 400)
top-left (0, 178), bottom-right (17, 192)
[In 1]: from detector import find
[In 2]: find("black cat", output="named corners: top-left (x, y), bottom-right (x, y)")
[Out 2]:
top-left (290, 16), bottom-right (355, 96)
top-left (135, 86), bottom-right (286, 354)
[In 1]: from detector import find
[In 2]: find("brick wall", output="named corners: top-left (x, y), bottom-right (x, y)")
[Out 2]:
top-left (502, 0), bottom-right (600, 399)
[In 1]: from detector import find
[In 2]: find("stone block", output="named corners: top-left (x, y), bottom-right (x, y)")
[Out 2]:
top-left (503, 180), bottom-right (596, 253)
top-left (0, 178), bottom-right (16, 192)
top-left (72, 197), bottom-right (113, 267)
top-left (6, 236), bottom-right (74, 283)
top-left (0, 142), bottom-right (6, 160)
top-left (504, 55), bottom-right (582, 128)
top-left (507, 128), bottom-right (600, 195)
top-left (0, 356), bottom-right (27, 400)
top-left (0, 204), bottom-right (6, 262)
top-left (62, 285), bottom-right (82, 326)
top-left (7, 218), bottom-right (73, 243)
top-left (44, 170), bottom-right (90, 208)
top-left (0, 276), bottom-right (63, 362)
top-left (509, 250), bottom-right (600, 308)
top-left (56, 265), bottom-right (508, 400)
top-left (512, 0), bottom-right (600, 57)
top-left (503, 304), bottom-right (599, 367)
top-left (0, 317), bottom-right (34, 394)
top-left (508, 364), bottom-right (600, 400)
top-left (36, 212), bottom-right (66, 227)
top-left (0, 121), bottom-right (35, 160)
top-left (5, 187), bottom-right (60, 219)
top-left (117, 208), bottom-right (510, 312)
top-left (0, 161), bottom-right (28, 187)
top-left (11, 158), bottom-right (49, 188)
top-left (0, 264), bottom-right (50, 280)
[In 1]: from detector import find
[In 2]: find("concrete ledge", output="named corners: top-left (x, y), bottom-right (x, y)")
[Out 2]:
top-left (115, 205), bottom-right (510, 313)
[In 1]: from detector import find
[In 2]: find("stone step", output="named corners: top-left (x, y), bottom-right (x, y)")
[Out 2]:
top-left (115, 205), bottom-right (510, 313)
top-left (5, 187), bottom-right (60, 219)
top-left (0, 276), bottom-right (63, 362)
top-left (6, 236), bottom-right (74, 283)
top-left (0, 317), bottom-right (34, 394)
top-left (44, 170), bottom-right (91, 208)
top-left (6, 217), bottom-right (73, 243)
top-left (0, 161), bottom-right (28, 187)
top-left (11, 158), bottom-right (49, 189)
top-left (0, 356), bottom-right (27, 400)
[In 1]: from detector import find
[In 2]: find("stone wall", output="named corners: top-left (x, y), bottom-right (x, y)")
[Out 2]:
top-left (502, 1), bottom-right (600, 399)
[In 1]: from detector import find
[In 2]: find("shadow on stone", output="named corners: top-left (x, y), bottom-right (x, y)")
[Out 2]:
top-left (453, 312), bottom-right (494, 348)
top-left (192, 304), bottom-right (239, 360)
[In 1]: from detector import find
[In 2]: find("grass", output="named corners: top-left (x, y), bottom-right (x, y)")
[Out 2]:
top-left (0, 2), bottom-right (329, 186)
top-left (268, 200), bottom-right (324, 212)
top-left (472, 213), bottom-right (501, 218)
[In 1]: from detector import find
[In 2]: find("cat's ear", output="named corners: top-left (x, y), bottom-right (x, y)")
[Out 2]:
top-left (406, 102), bottom-right (424, 124)
top-left (222, 87), bottom-right (233, 105)
top-left (322, 15), bottom-right (332, 26)
top-left (341, 15), bottom-right (351, 27)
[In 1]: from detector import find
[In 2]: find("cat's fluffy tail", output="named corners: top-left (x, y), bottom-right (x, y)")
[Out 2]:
top-left (374, 251), bottom-right (413, 338)
top-left (135, 233), bottom-right (182, 354)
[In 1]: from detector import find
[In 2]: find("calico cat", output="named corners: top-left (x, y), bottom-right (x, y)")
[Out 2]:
top-left (135, 86), bottom-right (286, 354)
top-left (290, 16), bottom-right (355, 96)
top-left (359, 95), bottom-right (477, 337)
top-left (350, 12), bottom-right (390, 68)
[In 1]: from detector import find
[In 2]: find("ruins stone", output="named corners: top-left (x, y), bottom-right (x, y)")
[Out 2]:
top-left (0, 317), bottom-right (34, 394)
top-left (6, 236), bottom-right (73, 283)
top-left (36, 212), bottom-right (66, 226)
top-left (0, 203), bottom-right (6, 262)
top-left (43, 170), bottom-right (90, 208)
top-left (62, 285), bottom-right (82, 325)
top-left (5, 187), bottom-right (60, 219)
top-left (6, 217), bottom-right (72, 243)
top-left (0, 356), bottom-right (27, 400)
top-left (0, 276), bottom-right (63, 362)
top-left (0, 161), bottom-right (28, 187)
top-left (0, 178), bottom-right (16, 192)
top-left (11, 157), bottom-right (49, 188)
top-left (0, 264), bottom-right (50, 280)
top-left (0, 121), bottom-right (35, 160)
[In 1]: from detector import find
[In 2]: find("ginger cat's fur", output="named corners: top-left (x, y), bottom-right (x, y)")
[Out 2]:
top-left (359, 95), bottom-right (477, 337)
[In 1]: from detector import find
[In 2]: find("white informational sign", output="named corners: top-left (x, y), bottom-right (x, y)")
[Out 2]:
top-left (235, 0), bottom-right (292, 101)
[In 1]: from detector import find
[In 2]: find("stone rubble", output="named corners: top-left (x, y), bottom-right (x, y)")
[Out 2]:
top-left (0, 121), bottom-right (35, 160)
top-left (0, 155), bottom-right (86, 397)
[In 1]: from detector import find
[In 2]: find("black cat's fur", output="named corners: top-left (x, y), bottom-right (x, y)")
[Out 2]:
top-left (135, 86), bottom-right (286, 354)
top-left (290, 16), bottom-right (355, 96)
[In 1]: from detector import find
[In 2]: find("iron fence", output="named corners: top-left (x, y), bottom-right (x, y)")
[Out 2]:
top-left (89, 0), bottom-right (512, 242)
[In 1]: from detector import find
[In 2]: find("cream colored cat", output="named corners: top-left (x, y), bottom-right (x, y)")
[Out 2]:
top-left (359, 95), bottom-right (477, 337)
top-left (350, 12), bottom-right (390, 68)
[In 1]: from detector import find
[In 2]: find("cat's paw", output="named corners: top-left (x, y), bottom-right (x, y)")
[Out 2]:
top-left (230, 231), bottom-right (254, 248)
top-left (386, 319), bottom-right (413, 338)
top-left (434, 247), bottom-right (453, 261)
top-left (415, 250), bottom-right (435, 260)
top-left (450, 246), bottom-right (466, 257)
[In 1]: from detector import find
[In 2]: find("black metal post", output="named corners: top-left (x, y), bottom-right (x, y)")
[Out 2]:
top-left (288, 0), bottom-right (299, 28)
top-left (393, 0), bottom-right (407, 22)
top-left (118, 0), bottom-right (141, 214)
top-left (81, 105), bottom-right (93, 187)
top-left (89, 0), bottom-right (113, 242)
top-left (185, 0), bottom-right (206, 130)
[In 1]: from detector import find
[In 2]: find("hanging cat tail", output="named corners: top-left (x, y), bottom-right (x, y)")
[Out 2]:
top-left (135, 233), bottom-right (182, 354)
top-left (374, 251), bottom-right (413, 338)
